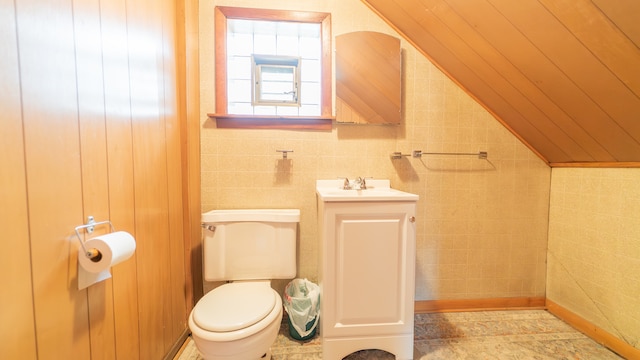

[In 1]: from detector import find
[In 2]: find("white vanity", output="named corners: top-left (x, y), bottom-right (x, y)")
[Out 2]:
top-left (316, 179), bottom-right (418, 360)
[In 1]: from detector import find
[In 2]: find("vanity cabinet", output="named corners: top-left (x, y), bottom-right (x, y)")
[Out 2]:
top-left (317, 189), bottom-right (417, 360)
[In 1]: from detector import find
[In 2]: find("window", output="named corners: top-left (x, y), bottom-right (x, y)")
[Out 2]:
top-left (210, 7), bottom-right (333, 130)
top-left (252, 55), bottom-right (301, 106)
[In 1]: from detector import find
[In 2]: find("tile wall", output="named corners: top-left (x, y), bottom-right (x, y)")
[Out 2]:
top-left (548, 168), bottom-right (640, 349)
top-left (199, 0), bottom-right (551, 300)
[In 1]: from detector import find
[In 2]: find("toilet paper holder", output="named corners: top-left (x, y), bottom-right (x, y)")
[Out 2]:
top-left (74, 216), bottom-right (115, 260)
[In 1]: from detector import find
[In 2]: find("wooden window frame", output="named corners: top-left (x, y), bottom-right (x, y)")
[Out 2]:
top-left (209, 6), bottom-right (333, 130)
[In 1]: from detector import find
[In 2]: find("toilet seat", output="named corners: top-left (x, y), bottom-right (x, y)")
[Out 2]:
top-left (192, 282), bottom-right (277, 333)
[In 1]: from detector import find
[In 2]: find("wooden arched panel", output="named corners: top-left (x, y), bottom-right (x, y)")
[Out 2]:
top-left (336, 31), bottom-right (402, 125)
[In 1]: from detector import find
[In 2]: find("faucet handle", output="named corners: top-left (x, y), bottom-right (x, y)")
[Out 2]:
top-left (337, 177), bottom-right (351, 189)
top-left (360, 177), bottom-right (367, 189)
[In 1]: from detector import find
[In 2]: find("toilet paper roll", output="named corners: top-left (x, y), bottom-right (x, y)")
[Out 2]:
top-left (78, 231), bottom-right (136, 273)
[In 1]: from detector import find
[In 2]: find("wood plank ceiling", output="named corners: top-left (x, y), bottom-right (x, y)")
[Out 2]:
top-left (362, 0), bottom-right (640, 166)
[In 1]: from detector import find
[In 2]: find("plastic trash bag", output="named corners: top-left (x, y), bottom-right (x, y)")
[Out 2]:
top-left (283, 278), bottom-right (320, 340)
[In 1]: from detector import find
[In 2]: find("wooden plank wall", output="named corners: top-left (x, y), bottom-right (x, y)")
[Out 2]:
top-left (0, 0), bottom-right (37, 357)
top-left (177, 0), bottom-right (203, 305)
top-left (362, 0), bottom-right (640, 165)
top-left (0, 0), bottom-right (194, 358)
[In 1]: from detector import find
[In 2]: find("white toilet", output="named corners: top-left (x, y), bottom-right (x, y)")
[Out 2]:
top-left (188, 209), bottom-right (300, 360)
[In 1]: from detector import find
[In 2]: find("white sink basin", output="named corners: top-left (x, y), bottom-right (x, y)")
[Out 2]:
top-left (316, 179), bottom-right (419, 202)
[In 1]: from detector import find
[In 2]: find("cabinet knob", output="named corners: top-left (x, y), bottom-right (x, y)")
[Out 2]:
top-left (409, 216), bottom-right (415, 223)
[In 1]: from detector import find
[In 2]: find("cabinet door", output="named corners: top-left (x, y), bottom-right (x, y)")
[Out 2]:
top-left (322, 202), bottom-right (416, 337)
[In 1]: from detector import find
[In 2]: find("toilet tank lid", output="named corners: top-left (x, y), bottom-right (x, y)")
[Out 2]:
top-left (202, 209), bottom-right (300, 223)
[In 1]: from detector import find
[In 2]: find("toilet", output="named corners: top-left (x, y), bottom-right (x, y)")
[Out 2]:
top-left (188, 209), bottom-right (300, 360)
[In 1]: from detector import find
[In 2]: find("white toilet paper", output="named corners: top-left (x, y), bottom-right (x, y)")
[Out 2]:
top-left (78, 231), bottom-right (136, 273)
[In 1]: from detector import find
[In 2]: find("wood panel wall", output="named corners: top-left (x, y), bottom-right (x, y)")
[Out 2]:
top-left (0, 0), bottom-right (197, 358)
top-left (362, 0), bottom-right (640, 166)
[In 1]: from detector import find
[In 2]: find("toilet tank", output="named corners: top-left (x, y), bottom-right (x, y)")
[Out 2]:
top-left (201, 209), bottom-right (299, 282)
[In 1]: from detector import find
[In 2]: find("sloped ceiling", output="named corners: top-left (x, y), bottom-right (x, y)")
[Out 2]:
top-left (362, 0), bottom-right (640, 166)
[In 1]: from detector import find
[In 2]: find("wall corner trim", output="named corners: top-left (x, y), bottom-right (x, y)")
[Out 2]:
top-left (546, 299), bottom-right (640, 359)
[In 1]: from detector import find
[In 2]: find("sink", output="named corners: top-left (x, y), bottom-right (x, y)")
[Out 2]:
top-left (316, 179), bottom-right (419, 202)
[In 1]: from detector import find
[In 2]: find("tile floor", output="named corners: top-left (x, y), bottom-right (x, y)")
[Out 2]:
top-left (177, 310), bottom-right (624, 359)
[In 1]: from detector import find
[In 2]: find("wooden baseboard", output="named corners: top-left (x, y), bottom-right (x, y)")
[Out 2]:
top-left (165, 327), bottom-right (191, 360)
top-left (415, 296), bottom-right (546, 313)
top-left (546, 299), bottom-right (640, 360)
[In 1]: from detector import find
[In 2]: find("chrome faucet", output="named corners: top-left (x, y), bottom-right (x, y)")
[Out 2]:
top-left (354, 176), bottom-right (367, 190)
top-left (341, 177), bottom-right (368, 190)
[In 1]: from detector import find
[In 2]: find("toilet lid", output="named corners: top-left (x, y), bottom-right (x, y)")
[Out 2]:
top-left (193, 282), bottom-right (276, 332)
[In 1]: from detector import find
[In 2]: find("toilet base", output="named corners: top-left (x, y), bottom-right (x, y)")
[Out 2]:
top-left (189, 305), bottom-right (282, 360)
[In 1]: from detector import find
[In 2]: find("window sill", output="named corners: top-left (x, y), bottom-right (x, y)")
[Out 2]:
top-left (207, 113), bottom-right (334, 130)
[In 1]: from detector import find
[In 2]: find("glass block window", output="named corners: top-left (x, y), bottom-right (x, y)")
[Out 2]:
top-left (227, 18), bottom-right (322, 116)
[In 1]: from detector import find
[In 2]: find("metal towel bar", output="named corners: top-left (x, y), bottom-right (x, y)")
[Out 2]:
top-left (413, 150), bottom-right (488, 159)
top-left (390, 150), bottom-right (488, 159)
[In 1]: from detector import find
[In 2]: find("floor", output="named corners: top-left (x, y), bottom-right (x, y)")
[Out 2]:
top-left (176, 310), bottom-right (623, 359)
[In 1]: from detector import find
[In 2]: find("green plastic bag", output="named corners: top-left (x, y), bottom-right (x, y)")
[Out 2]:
top-left (283, 278), bottom-right (320, 340)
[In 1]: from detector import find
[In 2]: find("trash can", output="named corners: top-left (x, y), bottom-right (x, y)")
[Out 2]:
top-left (283, 278), bottom-right (320, 341)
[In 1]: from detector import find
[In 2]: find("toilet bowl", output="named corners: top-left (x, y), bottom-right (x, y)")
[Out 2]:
top-left (189, 281), bottom-right (282, 360)
top-left (190, 209), bottom-right (299, 360)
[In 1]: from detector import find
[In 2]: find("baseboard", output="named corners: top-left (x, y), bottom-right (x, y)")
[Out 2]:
top-left (165, 327), bottom-right (191, 360)
top-left (414, 296), bottom-right (546, 313)
top-left (546, 299), bottom-right (640, 360)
